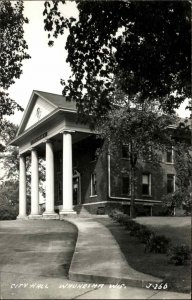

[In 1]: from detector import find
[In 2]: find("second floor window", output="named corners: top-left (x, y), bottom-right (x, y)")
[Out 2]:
top-left (142, 174), bottom-right (151, 195)
top-left (166, 147), bottom-right (173, 163)
top-left (122, 144), bottom-right (129, 159)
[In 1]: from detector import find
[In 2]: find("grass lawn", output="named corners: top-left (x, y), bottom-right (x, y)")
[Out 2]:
top-left (97, 216), bottom-right (191, 294)
top-left (136, 216), bottom-right (191, 246)
top-left (0, 220), bottom-right (78, 278)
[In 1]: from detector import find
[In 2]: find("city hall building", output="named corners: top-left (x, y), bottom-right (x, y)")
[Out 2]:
top-left (10, 90), bottom-right (178, 219)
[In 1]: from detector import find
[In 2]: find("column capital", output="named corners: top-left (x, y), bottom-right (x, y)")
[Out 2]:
top-left (41, 138), bottom-right (55, 145)
top-left (60, 130), bottom-right (75, 135)
top-left (30, 147), bottom-right (38, 152)
top-left (44, 139), bottom-right (53, 144)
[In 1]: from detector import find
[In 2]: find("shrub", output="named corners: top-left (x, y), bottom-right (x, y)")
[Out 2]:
top-left (0, 207), bottom-right (17, 220)
top-left (113, 212), bottom-right (125, 222)
top-left (118, 214), bottom-right (131, 226)
top-left (125, 219), bottom-right (137, 230)
top-left (145, 235), bottom-right (171, 254)
top-left (132, 224), bottom-right (144, 237)
top-left (108, 209), bottom-right (123, 220)
top-left (137, 227), bottom-right (155, 244)
top-left (129, 222), bottom-right (143, 236)
top-left (129, 224), bottom-right (155, 243)
top-left (167, 244), bottom-right (190, 265)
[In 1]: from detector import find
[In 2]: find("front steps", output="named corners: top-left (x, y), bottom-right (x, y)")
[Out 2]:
top-left (17, 205), bottom-right (91, 220)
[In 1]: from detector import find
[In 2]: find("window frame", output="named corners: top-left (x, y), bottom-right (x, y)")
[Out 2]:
top-left (167, 174), bottom-right (175, 194)
top-left (121, 144), bottom-right (130, 159)
top-left (90, 172), bottom-right (97, 197)
top-left (142, 173), bottom-right (151, 196)
top-left (142, 145), bottom-right (153, 162)
top-left (166, 147), bottom-right (174, 164)
top-left (121, 174), bottom-right (130, 196)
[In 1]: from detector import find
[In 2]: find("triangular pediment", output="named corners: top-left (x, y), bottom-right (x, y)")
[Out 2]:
top-left (17, 91), bottom-right (57, 136)
top-left (25, 96), bottom-right (55, 130)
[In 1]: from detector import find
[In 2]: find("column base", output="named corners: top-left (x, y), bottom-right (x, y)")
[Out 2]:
top-left (17, 215), bottom-right (28, 220)
top-left (59, 210), bottom-right (77, 220)
top-left (28, 214), bottom-right (42, 220)
top-left (42, 212), bottom-right (60, 220)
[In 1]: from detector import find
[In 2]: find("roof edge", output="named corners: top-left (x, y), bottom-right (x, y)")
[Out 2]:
top-left (9, 107), bottom-right (78, 146)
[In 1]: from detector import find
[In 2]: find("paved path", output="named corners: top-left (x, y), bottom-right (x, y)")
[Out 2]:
top-left (66, 214), bottom-right (190, 299)
top-left (0, 219), bottom-right (190, 299)
top-left (67, 216), bottom-right (162, 287)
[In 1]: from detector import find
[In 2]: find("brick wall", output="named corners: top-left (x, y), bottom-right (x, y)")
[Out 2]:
top-left (54, 134), bottom-right (178, 215)
top-left (54, 135), bottom-right (108, 207)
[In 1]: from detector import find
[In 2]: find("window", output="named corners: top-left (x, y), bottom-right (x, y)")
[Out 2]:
top-left (143, 145), bottom-right (152, 161)
top-left (147, 145), bottom-right (152, 161)
top-left (91, 173), bottom-right (97, 196)
top-left (166, 147), bottom-right (173, 163)
top-left (167, 174), bottom-right (175, 194)
top-left (122, 144), bottom-right (129, 159)
top-left (142, 174), bottom-right (151, 195)
top-left (122, 176), bottom-right (130, 195)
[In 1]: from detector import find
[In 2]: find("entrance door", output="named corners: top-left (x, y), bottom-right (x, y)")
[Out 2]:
top-left (73, 170), bottom-right (81, 205)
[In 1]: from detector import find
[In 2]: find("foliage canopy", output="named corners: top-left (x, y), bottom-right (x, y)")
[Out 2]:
top-left (97, 99), bottom-right (175, 217)
top-left (0, 0), bottom-right (30, 119)
top-left (44, 0), bottom-right (191, 121)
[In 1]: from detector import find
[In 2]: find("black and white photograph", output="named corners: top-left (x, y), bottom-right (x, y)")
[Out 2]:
top-left (0, 0), bottom-right (191, 299)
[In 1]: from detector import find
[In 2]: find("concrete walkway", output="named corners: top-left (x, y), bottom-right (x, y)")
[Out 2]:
top-left (65, 215), bottom-right (190, 299)
top-left (0, 218), bottom-right (190, 299)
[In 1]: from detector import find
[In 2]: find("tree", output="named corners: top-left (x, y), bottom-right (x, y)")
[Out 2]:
top-left (163, 120), bottom-right (192, 214)
top-left (0, 0), bottom-right (30, 120)
top-left (43, 0), bottom-right (191, 121)
top-left (0, 120), bottom-right (19, 182)
top-left (97, 95), bottom-right (175, 218)
top-left (0, 120), bottom-right (19, 219)
top-left (43, 1), bottom-right (191, 217)
top-left (0, 120), bottom-right (46, 218)
top-left (0, 181), bottom-right (19, 220)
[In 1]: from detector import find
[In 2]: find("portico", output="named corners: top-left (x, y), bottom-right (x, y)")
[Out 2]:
top-left (10, 89), bottom-right (169, 218)
top-left (10, 90), bottom-right (93, 219)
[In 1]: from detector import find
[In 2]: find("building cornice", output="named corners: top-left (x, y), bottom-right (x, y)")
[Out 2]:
top-left (9, 108), bottom-right (77, 146)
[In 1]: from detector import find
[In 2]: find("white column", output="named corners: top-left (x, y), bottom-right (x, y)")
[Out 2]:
top-left (60, 131), bottom-right (76, 217)
top-left (29, 149), bottom-right (41, 219)
top-left (43, 140), bottom-right (59, 219)
top-left (17, 155), bottom-right (27, 219)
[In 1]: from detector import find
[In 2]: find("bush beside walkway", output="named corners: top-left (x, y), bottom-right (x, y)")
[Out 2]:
top-left (136, 216), bottom-right (191, 246)
top-left (97, 212), bottom-right (191, 293)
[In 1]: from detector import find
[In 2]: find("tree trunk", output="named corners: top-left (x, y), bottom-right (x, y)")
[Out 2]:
top-left (130, 166), bottom-right (136, 219)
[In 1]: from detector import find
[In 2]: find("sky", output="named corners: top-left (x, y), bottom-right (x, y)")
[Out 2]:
top-left (8, 0), bottom-right (190, 125)
top-left (8, 0), bottom-right (78, 125)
